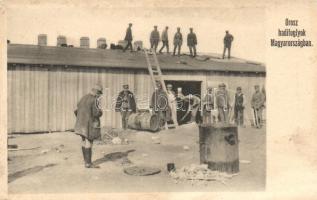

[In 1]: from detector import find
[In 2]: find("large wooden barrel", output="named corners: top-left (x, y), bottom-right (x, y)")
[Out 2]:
top-left (128, 112), bottom-right (159, 132)
top-left (199, 124), bottom-right (239, 173)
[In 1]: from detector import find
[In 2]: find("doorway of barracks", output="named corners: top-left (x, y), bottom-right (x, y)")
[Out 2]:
top-left (164, 80), bottom-right (202, 125)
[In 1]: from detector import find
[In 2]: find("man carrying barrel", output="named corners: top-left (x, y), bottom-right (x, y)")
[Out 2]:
top-left (74, 85), bottom-right (103, 168)
top-left (150, 81), bottom-right (169, 130)
top-left (251, 85), bottom-right (265, 128)
top-left (115, 84), bottom-right (137, 130)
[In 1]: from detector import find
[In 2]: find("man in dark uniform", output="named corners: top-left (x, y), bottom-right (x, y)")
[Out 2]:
top-left (222, 30), bottom-right (234, 59)
top-left (115, 84), bottom-right (137, 129)
top-left (159, 26), bottom-right (169, 53)
top-left (150, 25), bottom-right (160, 52)
top-left (216, 83), bottom-right (231, 123)
top-left (187, 28), bottom-right (197, 57)
top-left (74, 85), bottom-right (103, 168)
top-left (123, 23), bottom-right (133, 52)
top-left (233, 87), bottom-right (245, 127)
top-left (150, 81), bottom-right (169, 129)
top-left (173, 27), bottom-right (183, 56)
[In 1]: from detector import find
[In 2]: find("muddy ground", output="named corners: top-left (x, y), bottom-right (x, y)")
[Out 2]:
top-left (8, 123), bottom-right (266, 193)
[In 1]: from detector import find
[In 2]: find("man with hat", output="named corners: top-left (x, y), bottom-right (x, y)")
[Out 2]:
top-left (166, 83), bottom-right (178, 126)
top-left (223, 30), bottom-right (234, 59)
top-left (115, 84), bottom-right (137, 130)
top-left (233, 86), bottom-right (245, 127)
top-left (150, 81), bottom-right (169, 129)
top-left (150, 25), bottom-right (160, 52)
top-left (202, 86), bottom-right (215, 124)
top-left (251, 85), bottom-right (265, 128)
top-left (187, 28), bottom-right (197, 57)
top-left (123, 23), bottom-right (133, 52)
top-left (159, 26), bottom-right (169, 54)
top-left (173, 27), bottom-right (183, 56)
top-left (216, 83), bottom-right (231, 123)
top-left (74, 84), bottom-right (103, 168)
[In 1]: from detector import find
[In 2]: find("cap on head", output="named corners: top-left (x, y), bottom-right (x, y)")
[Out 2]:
top-left (166, 26), bottom-right (169, 29)
top-left (190, 27), bottom-right (193, 31)
top-left (226, 30), bottom-right (229, 33)
top-left (123, 84), bottom-right (129, 89)
top-left (254, 85), bottom-right (259, 88)
top-left (237, 86), bottom-right (242, 90)
top-left (219, 83), bottom-right (226, 88)
top-left (92, 84), bottom-right (103, 94)
top-left (154, 25), bottom-right (157, 28)
top-left (177, 27), bottom-right (180, 30)
top-left (129, 23), bottom-right (132, 26)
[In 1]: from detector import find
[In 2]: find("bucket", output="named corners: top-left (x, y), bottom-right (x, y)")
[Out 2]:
top-left (128, 112), bottom-right (159, 132)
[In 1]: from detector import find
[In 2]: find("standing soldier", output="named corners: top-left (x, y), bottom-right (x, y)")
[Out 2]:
top-left (173, 27), bottom-right (183, 56)
top-left (123, 23), bottom-right (133, 52)
top-left (115, 84), bottom-right (137, 130)
top-left (74, 85), bottom-right (103, 168)
top-left (222, 30), bottom-right (234, 59)
top-left (150, 81), bottom-right (169, 130)
top-left (216, 83), bottom-right (231, 123)
top-left (202, 86), bottom-right (215, 124)
top-left (251, 85), bottom-right (265, 128)
top-left (187, 28), bottom-right (197, 57)
top-left (159, 26), bottom-right (169, 54)
top-left (166, 84), bottom-right (178, 126)
top-left (150, 25), bottom-right (160, 52)
top-left (233, 87), bottom-right (245, 127)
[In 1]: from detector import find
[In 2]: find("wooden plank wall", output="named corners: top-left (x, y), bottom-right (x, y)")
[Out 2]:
top-left (7, 64), bottom-right (265, 133)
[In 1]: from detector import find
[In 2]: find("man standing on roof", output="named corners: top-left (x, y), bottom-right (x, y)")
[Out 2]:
top-left (150, 81), bottom-right (169, 130)
top-left (251, 85), bottom-right (265, 128)
top-left (187, 28), bottom-right (197, 57)
top-left (159, 26), bottom-right (169, 54)
top-left (222, 30), bottom-right (234, 59)
top-left (74, 84), bottom-right (103, 168)
top-left (150, 25), bottom-right (160, 52)
top-left (123, 23), bottom-right (133, 52)
top-left (115, 84), bottom-right (137, 130)
top-left (173, 27), bottom-right (183, 56)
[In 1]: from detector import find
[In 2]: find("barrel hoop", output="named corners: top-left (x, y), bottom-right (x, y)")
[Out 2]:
top-left (206, 159), bottom-right (239, 174)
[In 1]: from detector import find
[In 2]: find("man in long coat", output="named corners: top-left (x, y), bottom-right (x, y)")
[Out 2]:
top-left (216, 83), bottom-right (231, 123)
top-left (187, 28), bottom-right (197, 57)
top-left (173, 27), bottom-right (183, 56)
top-left (150, 25), bottom-right (160, 52)
top-left (74, 85), bottom-right (103, 168)
top-left (115, 84), bottom-right (137, 129)
top-left (251, 85), bottom-right (265, 128)
top-left (150, 81), bottom-right (169, 129)
top-left (233, 87), bottom-right (245, 126)
top-left (222, 30), bottom-right (234, 59)
top-left (123, 23), bottom-right (133, 52)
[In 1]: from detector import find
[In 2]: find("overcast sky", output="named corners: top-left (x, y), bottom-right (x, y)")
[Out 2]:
top-left (7, 5), bottom-right (265, 62)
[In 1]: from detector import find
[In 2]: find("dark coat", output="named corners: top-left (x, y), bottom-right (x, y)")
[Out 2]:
top-left (224, 34), bottom-right (234, 47)
top-left (251, 91), bottom-right (265, 109)
top-left (124, 27), bottom-right (133, 42)
top-left (150, 30), bottom-right (160, 43)
top-left (115, 90), bottom-right (137, 112)
top-left (187, 33), bottom-right (197, 46)
top-left (216, 89), bottom-right (230, 108)
top-left (173, 32), bottom-right (183, 46)
top-left (234, 93), bottom-right (244, 110)
top-left (74, 94), bottom-right (103, 140)
top-left (150, 89), bottom-right (169, 111)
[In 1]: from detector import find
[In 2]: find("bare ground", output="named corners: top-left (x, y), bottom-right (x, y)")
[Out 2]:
top-left (8, 123), bottom-right (266, 193)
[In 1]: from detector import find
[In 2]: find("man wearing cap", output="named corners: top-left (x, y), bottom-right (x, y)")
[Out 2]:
top-left (115, 84), bottom-right (137, 130)
top-left (187, 28), bottom-right (197, 57)
top-left (223, 30), bottom-right (234, 59)
top-left (123, 23), bottom-right (133, 52)
top-left (216, 83), bottom-right (231, 123)
top-left (173, 27), bottom-right (183, 56)
top-left (233, 87), bottom-right (245, 127)
top-left (150, 81), bottom-right (169, 129)
top-left (166, 84), bottom-right (178, 126)
top-left (159, 26), bottom-right (169, 54)
top-left (203, 86), bottom-right (215, 124)
top-left (74, 84), bottom-right (103, 168)
top-left (251, 85), bottom-right (265, 128)
top-left (150, 26), bottom-right (160, 52)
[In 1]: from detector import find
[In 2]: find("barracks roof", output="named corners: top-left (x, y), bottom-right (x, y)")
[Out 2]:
top-left (7, 44), bottom-right (265, 73)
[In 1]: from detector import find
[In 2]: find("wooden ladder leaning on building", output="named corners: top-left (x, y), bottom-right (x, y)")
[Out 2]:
top-left (144, 48), bottom-right (178, 129)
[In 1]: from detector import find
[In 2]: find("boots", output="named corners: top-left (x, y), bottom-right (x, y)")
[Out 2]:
top-left (82, 147), bottom-right (100, 168)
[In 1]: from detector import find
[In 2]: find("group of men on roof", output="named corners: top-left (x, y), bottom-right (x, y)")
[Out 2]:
top-left (122, 23), bottom-right (234, 59)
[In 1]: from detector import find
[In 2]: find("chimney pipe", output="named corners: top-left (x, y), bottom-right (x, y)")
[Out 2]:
top-left (80, 37), bottom-right (90, 48)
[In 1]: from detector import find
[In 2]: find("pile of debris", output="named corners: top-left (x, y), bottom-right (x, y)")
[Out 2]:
top-left (96, 127), bottom-right (130, 145)
top-left (169, 164), bottom-right (238, 185)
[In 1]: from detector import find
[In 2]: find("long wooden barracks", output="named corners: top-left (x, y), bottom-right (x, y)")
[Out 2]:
top-left (7, 36), bottom-right (266, 133)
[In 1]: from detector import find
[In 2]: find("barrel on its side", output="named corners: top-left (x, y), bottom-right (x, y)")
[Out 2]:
top-left (128, 112), bottom-right (159, 132)
top-left (199, 124), bottom-right (239, 173)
